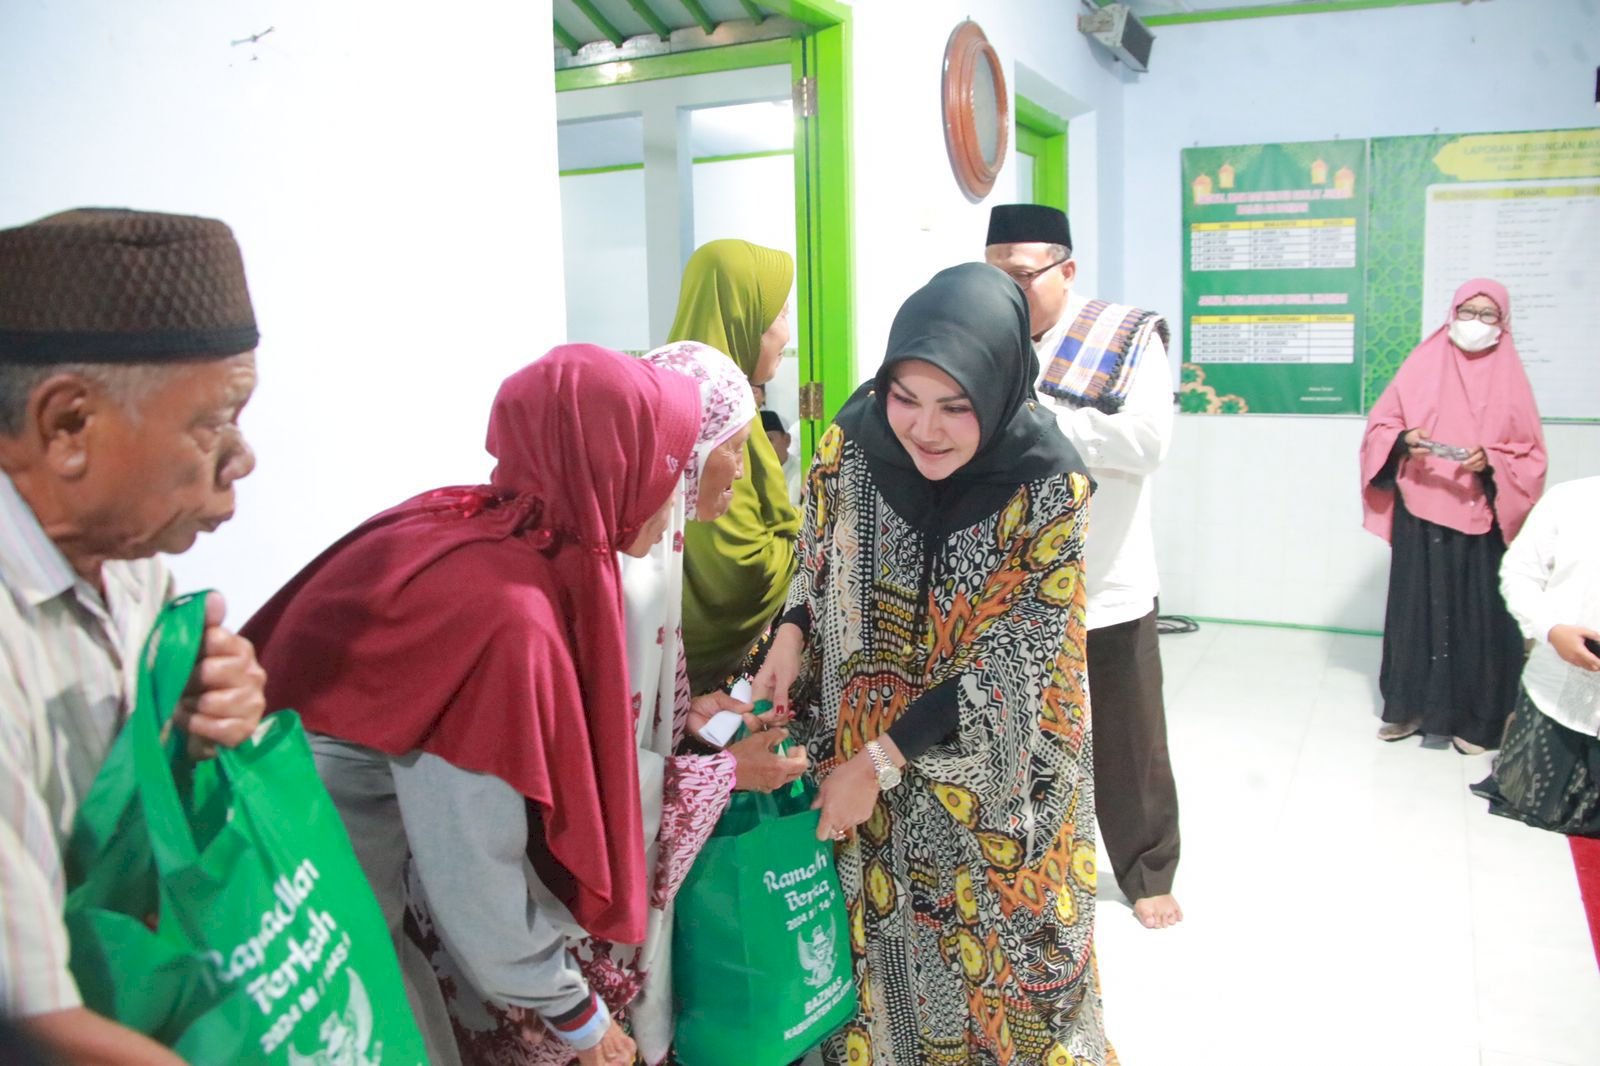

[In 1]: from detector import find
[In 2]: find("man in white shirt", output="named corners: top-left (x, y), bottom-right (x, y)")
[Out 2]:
top-left (0, 208), bottom-right (268, 1062)
top-left (1472, 476), bottom-right (1600, 833)
top-left (986, 204), bottom-right (1184, 928)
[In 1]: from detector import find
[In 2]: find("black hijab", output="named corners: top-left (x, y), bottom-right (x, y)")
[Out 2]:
top-left (835, 262), bottom-right (1089, 535)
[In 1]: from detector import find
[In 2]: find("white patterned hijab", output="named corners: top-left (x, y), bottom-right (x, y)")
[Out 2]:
top-left (642, 341), bottom-right (757, 517)
top-left (618, 339), bottom-right (754, 1059)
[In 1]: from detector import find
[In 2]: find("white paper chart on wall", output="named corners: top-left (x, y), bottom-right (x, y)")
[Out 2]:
top-left (1422, 177), bottom-right (1600, 420)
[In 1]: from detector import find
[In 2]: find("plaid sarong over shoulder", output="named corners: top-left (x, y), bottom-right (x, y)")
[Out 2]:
top-left (1039, 299), bottom-right (1169, 414)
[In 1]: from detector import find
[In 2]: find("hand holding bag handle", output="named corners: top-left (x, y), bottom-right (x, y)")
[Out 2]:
top-left (127, 591), bottom-right (221, 876)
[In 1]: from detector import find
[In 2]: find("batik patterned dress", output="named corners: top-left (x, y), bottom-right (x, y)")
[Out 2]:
top-left (790, 424), bottom-right (1107, 1066)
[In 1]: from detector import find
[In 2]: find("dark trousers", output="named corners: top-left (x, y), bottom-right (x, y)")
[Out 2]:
top-left (1087, 604), bottom-right (1181, 900)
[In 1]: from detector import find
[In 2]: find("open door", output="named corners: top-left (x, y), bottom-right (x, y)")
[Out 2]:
top-left (553, 0), bottom-right (854, 467)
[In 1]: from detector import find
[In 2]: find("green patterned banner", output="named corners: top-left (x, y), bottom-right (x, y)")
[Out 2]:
top-left (1181, 129), bottom-right (1600, 419)
top-left (1368, 129), bottom-right (1600, 420)
top-left (1180, 140), bottom-right (1367, 415)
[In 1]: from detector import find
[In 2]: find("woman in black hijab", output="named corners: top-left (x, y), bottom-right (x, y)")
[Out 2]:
top-left (754, 264), bottom-right (1109, 1066)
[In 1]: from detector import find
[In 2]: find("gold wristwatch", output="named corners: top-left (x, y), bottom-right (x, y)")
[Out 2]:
top-left (865, 740), bottom-right (902, 790)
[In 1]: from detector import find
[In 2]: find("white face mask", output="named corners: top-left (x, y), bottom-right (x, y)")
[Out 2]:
top-left (1449, 317), bottom-right (1501, 352)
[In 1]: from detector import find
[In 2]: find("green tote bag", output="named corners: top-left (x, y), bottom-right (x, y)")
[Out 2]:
top-left (62, 592), bottom-right (428, 1064)
top-left (672, 770), bottom-right (857, 1066)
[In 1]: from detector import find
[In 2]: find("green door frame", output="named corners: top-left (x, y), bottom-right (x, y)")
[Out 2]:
top-left (555, 0), bottom-right (855, 465)
top-left (1014, 127), bottom-right (1041, 203)
top-left (1015, 95), bottom-right (1069, 214)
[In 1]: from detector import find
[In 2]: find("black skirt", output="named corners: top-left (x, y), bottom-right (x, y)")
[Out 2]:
top-left (1378, 488), bottom-right (1523, 748)
top-left (1471, 688), bottom-right (1600, 837)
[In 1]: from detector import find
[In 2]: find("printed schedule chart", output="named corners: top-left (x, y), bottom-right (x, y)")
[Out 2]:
top-left (1188, 314), bottom-right (1356, 364)
top-left (1190, 219), bottom-right (1358, 273)
top-left (1181, 139), bottom-right (1367, 413)
top-left (1422, 179), bottom-right (1600, 419)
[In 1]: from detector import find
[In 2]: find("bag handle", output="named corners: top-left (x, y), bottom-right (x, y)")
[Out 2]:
top-left (734, 707), bottom-right (808, 810)
top-left (128, 592), bottom-right (214, 874)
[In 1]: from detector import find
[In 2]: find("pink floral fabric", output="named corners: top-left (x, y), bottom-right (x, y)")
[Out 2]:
top-left (642, 341), bottom-right (756, 516)
top-left (652, 750), bottom-right (737, 909)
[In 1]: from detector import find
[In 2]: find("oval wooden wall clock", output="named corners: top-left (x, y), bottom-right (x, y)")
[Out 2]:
top-left (942, 20), bottom-right (1009, 203)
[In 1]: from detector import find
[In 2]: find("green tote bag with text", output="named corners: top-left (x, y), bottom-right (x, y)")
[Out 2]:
top-left (672, 774), bottom-right (856, 1066)
top-left (62, 592), bottom-right (427, 1064)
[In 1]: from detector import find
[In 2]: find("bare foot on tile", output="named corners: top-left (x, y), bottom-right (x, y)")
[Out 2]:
top-left (1133, 894), bottom-right (1184, 929)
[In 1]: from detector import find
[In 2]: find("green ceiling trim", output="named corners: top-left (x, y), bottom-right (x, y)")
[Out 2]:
top-left (738, 0), bottom-right (768, 23)
top-left (677, 0), bottom-right (720, 36)
top-left (559, 162), bottom-right (645, 177)
top-left (555, 38), bottom-right (790, 91)
top-left (553, 19), bottom-right (583, 52)
top-left (1143, 0), bottom-right (1459, 27)
top-left (760, 0), bottom-right (849, 27)
top-left (570, 0), bottom-right (627, 46)
top-left (560, 150), bottom-right (793, 176)
top-left (694, 148), bottom-right (794, 165)
top-left (1015, 125), bottom-right (1046, 159)
top-left (623, 0), bottom-right (674, 40)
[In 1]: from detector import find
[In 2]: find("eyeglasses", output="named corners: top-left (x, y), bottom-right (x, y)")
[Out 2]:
top-left (1454, 305), bottom-right (1502, 325)
top-left (1001, 254), bottom-right (1071, 289)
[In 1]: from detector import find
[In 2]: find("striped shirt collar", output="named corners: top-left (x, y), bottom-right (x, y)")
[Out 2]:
top-left (0, 471), bottom-right (76, 608)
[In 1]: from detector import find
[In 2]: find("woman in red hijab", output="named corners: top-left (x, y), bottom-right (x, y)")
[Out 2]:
top-left (243, 345), bottom-right (701, 1066)
top-left (1360, 279), bottom-right (1547, 755)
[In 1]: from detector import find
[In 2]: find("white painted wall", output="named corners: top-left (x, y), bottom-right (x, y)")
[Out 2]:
top-left (0, 0), bottom-right (566, 621)
top-left (691, 154), bottom-right (797, 261)
top-left (846, 0), bottom-right (1132, 380)
top-left (561, 169), bottom-right (651, 351)
top-left (1118, 0), bottom-right (1600, 629)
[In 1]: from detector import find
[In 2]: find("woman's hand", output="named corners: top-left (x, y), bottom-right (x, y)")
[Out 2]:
top-left (752, 622), bottom-right (807, 717)
top-left (729, 728), bottom-right (809, 792)
top-left (686, 690), bottom-right (754, 738)
top-left (1549, 624), bottom-right (1600, 672)
top-left (812, 755), bottom-right (880, 842)
top-left (575, 1020), bottom-right (635, 1066)
top-left (1403, 427), bottom-right (1432, 459)
top-left (1460, 446), bottom-right (1488, 473)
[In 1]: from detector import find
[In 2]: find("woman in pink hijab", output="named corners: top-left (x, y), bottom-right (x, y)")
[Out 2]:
top-left (1360, 278), bottom-right (1547, 754)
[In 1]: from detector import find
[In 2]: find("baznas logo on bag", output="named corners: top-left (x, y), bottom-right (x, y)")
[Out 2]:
top-left (798, 924), bottom-right (837, 988)
top-left (288, 969), bottom-right (382, 1066)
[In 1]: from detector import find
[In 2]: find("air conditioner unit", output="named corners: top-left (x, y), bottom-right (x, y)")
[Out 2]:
top-left (1078, 3), bottom-right (1155, 73)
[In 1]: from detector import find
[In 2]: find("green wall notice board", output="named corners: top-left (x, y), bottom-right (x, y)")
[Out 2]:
top-left (1181, 140), bottom-right (1366, 415)
top-left (1181, 129), bottom-right (1600, 419)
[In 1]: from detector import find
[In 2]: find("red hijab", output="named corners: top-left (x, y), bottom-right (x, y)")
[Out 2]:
top-left (243, 345), bottom-right (700, 945)
top-left (1361, 278), bottom-right (1546, 544)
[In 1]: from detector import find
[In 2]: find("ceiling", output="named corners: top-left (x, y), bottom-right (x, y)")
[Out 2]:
top-left (554, 0), bottom-right (789, 58)
top-left (552, 1), bottom-right (1440, 60)
top-left (1124, 0), bottom-right (1447, 15)
top-left (552, 0), bottom-right (1421, 166)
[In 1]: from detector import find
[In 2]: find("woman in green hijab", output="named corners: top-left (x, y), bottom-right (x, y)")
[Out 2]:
top-left (670, 239), bottom-right (802, 692)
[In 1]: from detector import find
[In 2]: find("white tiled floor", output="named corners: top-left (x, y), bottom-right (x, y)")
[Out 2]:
top-left (1095, 623), bottom-right (1600, 1066)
